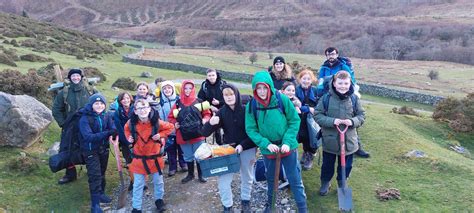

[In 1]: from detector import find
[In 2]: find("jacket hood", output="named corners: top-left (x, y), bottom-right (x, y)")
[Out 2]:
top-left (221, 84), bottom-right (242, 110)
top-left (180, 80), bottom-right (197, 105)
top-left (252, 71), bottom-right (276, 93)
top-left (160, 80), bottom-right (177, 101)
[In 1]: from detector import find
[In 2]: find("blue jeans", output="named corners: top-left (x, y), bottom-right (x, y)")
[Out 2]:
top-left (320, 151), bottom-right (354, 182)
top-left (132, 172), bottom-right (164, 210)
top-left (180, 140), bottom-right (204, 162)
top-left (263, 150), bottom-right (307, 209)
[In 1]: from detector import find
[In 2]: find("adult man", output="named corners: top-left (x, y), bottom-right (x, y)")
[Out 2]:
top-left (52, 68), bottom-right (97, 184)
top-left (318, 47), bottom-right (370, 158)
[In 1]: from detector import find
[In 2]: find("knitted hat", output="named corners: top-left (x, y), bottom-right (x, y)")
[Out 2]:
top-left (88, 93), bottom-right (107, 106)
top-left (67, 68), bottom-right (83, 80)
top-left (273, 56), bottom-right (285, 65)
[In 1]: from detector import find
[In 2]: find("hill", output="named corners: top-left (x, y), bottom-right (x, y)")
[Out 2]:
top-left (2, 0), bottom-right (474, 64)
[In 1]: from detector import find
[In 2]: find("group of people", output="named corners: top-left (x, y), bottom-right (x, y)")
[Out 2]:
top-left (51, 47), bottom-right (366, 213)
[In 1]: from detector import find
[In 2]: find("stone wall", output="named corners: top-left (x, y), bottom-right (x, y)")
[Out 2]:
top-left (123, 54), bottom-right (445, 106)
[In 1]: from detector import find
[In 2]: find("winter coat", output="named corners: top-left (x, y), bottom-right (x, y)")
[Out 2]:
top-left (158, 81), bottom-right (179, 135)
top-left (245, 71), bottom-right (301, 156)
top-left (314, 77), bottom-right (365, 155)
top-left (198, 72), bottom-right (226, 109)
top-left (124, 119), bottom-right (174, 175)
top-left (201, 84), bottom-right (256, 150)
top-left (52, 81), bottom-right (96, 127)
top-left (114, 104), bottom-right (133, 146)
top-left (79, 103), bottom-right (116, 151)
top-left (269, 71), bottom-right (296, 91)
top-left (295, 85), bottom-right (320, 140)
top-left (318, 59), bottom-right (356, 84)
top-left (167, 80), bottom-right (212, 145)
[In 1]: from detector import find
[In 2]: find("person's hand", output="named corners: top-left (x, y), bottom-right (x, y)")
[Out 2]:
top-left (209, 115), bottom-right (220, 125)
top-left (210, 106), bottom-right (219, 113)
top-left (296, 107), bottom-right (302, 114)
top-left (152, 133), bottom-right (160, 141)
top-left (281, 144), bottom-right (290, 153)
top-left (334, 118), bottom-right (343, 126)
top-left (127, 136), bottom-right (134, 143)
top-left (267, 144), bottom-right (280, 153)
top-left (212, 98), bottom-right (220, 106)
top-left (343, 119), bottom-right (353, 126)
top-left (309, 107), bottom-right (315, 115)
top-left (175, 122), bottom-right (180, 129)
top-left (235, 145), bottom-right (243, 154)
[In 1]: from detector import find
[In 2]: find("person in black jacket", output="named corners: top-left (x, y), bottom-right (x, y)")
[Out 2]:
top-left (198, 68), bottom-right (226, 144)
top-left (201, 84), bottom-right (257, 213)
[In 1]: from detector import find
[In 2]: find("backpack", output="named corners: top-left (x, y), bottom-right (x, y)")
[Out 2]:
top-left (49, 109), bottom-right (93, 173)
top-left (248, 91), bottom-right (286, 126)
top-left (338, 56), bottom-right (353, 70)
top-left (176, 99), bottom-right (203, 141)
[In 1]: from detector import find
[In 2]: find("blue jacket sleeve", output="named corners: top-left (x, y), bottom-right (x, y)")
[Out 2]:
top-left (79, 116), bottom-right (111, 145)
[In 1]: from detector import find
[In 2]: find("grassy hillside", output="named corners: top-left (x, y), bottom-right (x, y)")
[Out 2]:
top-left (140, 48), bottom-right (474, 98)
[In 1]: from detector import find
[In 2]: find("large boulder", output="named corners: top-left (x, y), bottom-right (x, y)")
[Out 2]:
top-left (0, 92), bottom-right (53, 148)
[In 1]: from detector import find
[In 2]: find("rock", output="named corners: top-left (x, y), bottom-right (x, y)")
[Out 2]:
top-left (0, 92), bottom-right (53, 148)
top-left (112, 86), bottom-right (119, 91)
top-left (47, 142), bottom-right (60, 156)
top-left (140, 71), bottom-right (152, 78)
top-left (404, 150), bottom-right (427, 158)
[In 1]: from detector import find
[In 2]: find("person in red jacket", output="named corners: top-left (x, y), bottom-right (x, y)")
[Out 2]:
top-left (124, 99), bottom-right (174, 213)
top-left (168, 80), bottom-right (212, 184)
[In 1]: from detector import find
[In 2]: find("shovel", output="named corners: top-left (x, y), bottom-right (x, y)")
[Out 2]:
top-left (336, 124), bottom-right (353, 212)
top-left (110, 136), bottom-right (128, 209)
top-left (271, 151), bottom-right (282, 212)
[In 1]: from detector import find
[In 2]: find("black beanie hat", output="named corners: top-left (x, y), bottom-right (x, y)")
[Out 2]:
top-left (67, 68), bottom-right (83, 80)
top-left (273, 56), bottom-right (285, 65)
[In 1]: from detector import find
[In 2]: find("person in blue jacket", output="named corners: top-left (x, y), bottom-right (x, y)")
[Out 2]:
top-left (79, 93), bottom-right (117, 213)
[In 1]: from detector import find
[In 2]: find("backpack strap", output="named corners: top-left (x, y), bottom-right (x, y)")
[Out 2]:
top-left (249, 91), bottom-right (286, 128)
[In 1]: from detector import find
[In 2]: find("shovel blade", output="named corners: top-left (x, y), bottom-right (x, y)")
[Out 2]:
top-left (337, 187), bottom-right (353, 212)
top-left (117, 186), bottom-right (128, 209)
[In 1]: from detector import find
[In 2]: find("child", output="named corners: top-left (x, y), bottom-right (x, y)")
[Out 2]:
top-left (197, 68), bottom-right (227, 145)
top-left (113, 92), bottom-right (135, 190)
top-left (167, 80), bottom-right (212, 184)
top-left (245, 71), bottom-right (307, 213)
top-left (295, 69), bottom-right (320, 170)
top-left (124, 99), bottom-right (174, 212)
top-left (78, 94), bottom-right (116, 213)
top-left (314, 71), bottom-right (365, 196)
top-left (158, 80), bottom-right (187, 176)
top-left (202, 84), bottom-right (257, 213)
top-left (281, 81), bottom-right (302, 114)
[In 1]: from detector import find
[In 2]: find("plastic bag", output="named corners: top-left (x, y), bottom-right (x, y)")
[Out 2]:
top-left (194, 143), bottom-right (213, 160)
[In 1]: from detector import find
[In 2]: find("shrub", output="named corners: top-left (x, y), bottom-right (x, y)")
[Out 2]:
top-left (0, 53), bottom-right (17, 67)
top-left (113, 42), bottom-right (125, 47)
top-left (112, 77), bottom-right (137, 90)
top-left (36, 63), bottom-right (64, 82)
top-left (428, 70), bottom-right (439, 80)
top-left (391, 106), bottom-right (420, 117)
top-left (20, 54), bottom-right (54, 62)
top-left (6, 154), bottom-right (39, 174)
top-left (0, 69), bottom-right (52, 106)
top-left (249, 52), bottom-right (258, 64)
top-left (10, 39), bottom-right (19, 47)
top-left (82, 67), bottom-right (106, 82)
top-left (3, 40), bottom-right (10, 44)
top-left (433, 94), bottom-right (474, 132)
top-left (3, 48), bottom-right (20, 61)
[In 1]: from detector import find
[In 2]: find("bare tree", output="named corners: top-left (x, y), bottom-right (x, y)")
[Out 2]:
top-left (249, 52), bottom-right (258, 64)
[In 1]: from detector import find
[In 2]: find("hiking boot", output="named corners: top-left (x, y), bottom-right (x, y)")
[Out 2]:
top-left (128, 181), bottom-right (133, 191)
top-left (155, 199), bottom-right (166, 212)
top-left (223, 205), bottom-right (233, 213)
top-left (180, 165), bottom-right (188, 172)
top-left (355, 142), bottom-right (370, 158)
top-left (302, 153), bottom-right (314, 171)
top-left (241, 200), bottom-right (251, 213)
top-left (300, 152), bottom-right (307, 165)
top-left (319, 181), bottom-right (331, 196)
top-left (181, 162), bottom-right (195, 184)
top-left (131, 208), bottom-right (142, 213)
top-left (58, 175), bottom-right (76, 185)
top-left (168, 170), bottom-right (177, 177)
top-left (91, 194), bottom-right (103, 213)
top-left (196, 163), bottom-right (207, 183)
top-left (99, 194), bottom-right (112, 203)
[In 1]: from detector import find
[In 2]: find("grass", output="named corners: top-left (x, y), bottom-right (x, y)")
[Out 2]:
top-left (1, 44), bottom-right (473, 212)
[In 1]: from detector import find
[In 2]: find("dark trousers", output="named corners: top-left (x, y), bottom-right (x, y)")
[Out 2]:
top-left (299, 135), bottom-right (317, 154)
top-left (214, 128), bottom-right (223, 145)
top-left (166, 141), bottom-right (186, 172)
top-left (320, 151), bottom-right (353, 182)
top-left (83, 146), bottom-right (109, 195)
top-left (119, 141), bottom-right (132, 165)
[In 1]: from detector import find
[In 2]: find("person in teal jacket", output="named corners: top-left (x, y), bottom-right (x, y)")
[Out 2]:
top-left (245, 71), bottom-right (307, 213)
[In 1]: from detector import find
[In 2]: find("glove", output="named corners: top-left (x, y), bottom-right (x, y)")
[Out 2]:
top-left (108, 129), bottom-right (118, 138)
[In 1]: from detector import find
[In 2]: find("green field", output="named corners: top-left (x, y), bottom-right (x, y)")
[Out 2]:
top-left (0, 44), bottom-right (473, 212)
